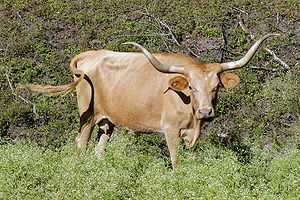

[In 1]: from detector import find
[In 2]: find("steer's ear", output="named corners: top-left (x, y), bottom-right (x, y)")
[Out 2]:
top-left (169, 76), bottom-right (189, 91)
top-left (219, 72), bottom-right (240, 89)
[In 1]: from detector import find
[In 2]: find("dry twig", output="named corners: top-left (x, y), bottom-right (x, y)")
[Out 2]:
top-left (16, 11), bottom-right (31, 30)
top-left (5, 73), bottom-right (37, 115)
top-left (135, 9), bottom-right (201, 58)
top-left (232, 7), bottom-right (249, 15)
top-left (221, 23), bottom-right (229, 62)
top-left (115, 33), bottom-right (171, 38)
top-left (238, 19), bottom-right (289, 70)
top-left (264, 48), bottom-right (290, 70)
top-left (249, 65), bottom-right (278, 72)
top-left (238, 18), bottom-right (255, 40)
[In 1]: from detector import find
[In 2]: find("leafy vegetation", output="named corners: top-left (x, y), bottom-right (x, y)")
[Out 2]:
top-left (0, 0), bottom-right (299, 199)
top-left (1, 136), bottom-right (299, 200)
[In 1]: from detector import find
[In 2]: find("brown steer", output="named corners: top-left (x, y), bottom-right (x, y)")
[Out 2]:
top-left (26, 34), bottom-right (279, 169)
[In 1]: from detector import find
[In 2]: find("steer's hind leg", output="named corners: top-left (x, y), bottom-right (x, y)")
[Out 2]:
top-left (75, 119), bottom-right (95, 153)
top-left (95, 119), bottom-right (115, 156)
top-left (165, 129), bottom-right (180, 170)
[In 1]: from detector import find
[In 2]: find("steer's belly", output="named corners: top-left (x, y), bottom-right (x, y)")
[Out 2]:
top-left (94, 100), bottom-right (163, 133)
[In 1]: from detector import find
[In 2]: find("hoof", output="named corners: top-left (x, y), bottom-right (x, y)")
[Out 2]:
top-left (95, 146), bottom-right (105, 157)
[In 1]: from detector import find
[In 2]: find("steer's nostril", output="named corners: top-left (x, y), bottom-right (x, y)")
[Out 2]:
top-left (199, 108), bottom-right (210, 114)
top-left (198, 109), bottom-right (205, 115)
top-left (198, 107), bottom-right (214, 118)
top-left (208, 108), bottom-right (213, 115)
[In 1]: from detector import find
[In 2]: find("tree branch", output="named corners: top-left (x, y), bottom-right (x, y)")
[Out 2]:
top-left (5, 73), bottom-right (37, 115)
top-left (16, 11), bottom-right (31, 30)
top-left (264, 48), bottom-right (290, 70)
top-left (249, 65), bottom-right (278, 72)
top-left (238, 19), bottom-right (289, 70)
top-left (238, 18), bottom-right (255, 40)
top-left (232, 7), bottom-right (249, 15)
top-left (135, 9), bottom-right (201, 58)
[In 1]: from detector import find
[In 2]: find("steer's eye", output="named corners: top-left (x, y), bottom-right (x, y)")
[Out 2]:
top-left (189, 85), bottom-right (198, 92)
top-left (191, 87), bottom-right (198, 92)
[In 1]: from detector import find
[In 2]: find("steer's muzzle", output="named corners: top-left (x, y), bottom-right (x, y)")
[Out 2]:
top-left (196, 107), bottom-right (214, 119)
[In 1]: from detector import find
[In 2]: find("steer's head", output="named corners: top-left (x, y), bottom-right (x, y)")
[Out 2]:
top-left (124, 34), bottom-right (279, 119)
top-left (167, 66), bottom-right (240, 119)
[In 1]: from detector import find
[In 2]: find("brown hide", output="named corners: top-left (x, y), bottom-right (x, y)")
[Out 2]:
top-left (77, 51), bottom-right (198, 132)
top-left (74, 51), bottom-right (231, 169)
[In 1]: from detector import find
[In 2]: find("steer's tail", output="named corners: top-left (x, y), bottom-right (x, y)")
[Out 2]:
top-left (20, 53), bottom-right (88, 96)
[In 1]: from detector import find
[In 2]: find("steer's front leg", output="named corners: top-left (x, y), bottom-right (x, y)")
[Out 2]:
top-left (165, 128), bottom-right (180, 170)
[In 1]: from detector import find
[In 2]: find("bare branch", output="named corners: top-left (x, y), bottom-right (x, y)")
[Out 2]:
top-left (16, 11), bottom-right (31, 30)
top-left (221, 23), bottom-right (228, 62)
top-left (232, 7), bottom-right (249, 15)
top-left (238, 18), bottom-right (289, 70)
top-left (249, 65), bottom-right (278, 72)
top-left (217, 132), bottom-right (229, 138)
top-left (135, 9), bottom-right (201, 58)
top-left (114, 33), bottom-right (171, 38)
top-left (2, 43), bottom-right (10, 58)
top-left (5, 73), bottom-right (37, 115)
top-left (161, 20), bottom-right (200, 57)
top-left (16, 11), bottom-right (23, 20)
top-left (159, 21), bottom-right (181, 46)
top-left (264, 48), bottom-right (290, 70)
top-left (238, 19), bottom-right (255, 39)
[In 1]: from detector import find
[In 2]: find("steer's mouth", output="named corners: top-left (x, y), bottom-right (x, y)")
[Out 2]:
top-left (196, 114), bottom-right (212, 120)
top-left (195, 109), bottom-right (215, 120)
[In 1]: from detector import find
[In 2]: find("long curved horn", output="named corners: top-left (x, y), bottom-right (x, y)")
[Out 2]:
top-left (123, 42), bottom-right (185, 74)
top-left (220, 33), bottom-right (280, 71)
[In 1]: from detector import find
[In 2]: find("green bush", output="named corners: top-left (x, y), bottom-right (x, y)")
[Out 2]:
top-left (0, 138), bottom-right (299, 199)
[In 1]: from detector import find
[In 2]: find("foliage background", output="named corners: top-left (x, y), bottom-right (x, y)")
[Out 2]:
top-left (0, 0), bottom-right (299, 199)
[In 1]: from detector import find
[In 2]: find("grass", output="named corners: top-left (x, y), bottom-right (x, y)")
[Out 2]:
top-left (0, 132), bottom-right (299, 200)
top-left (0, 0), bottom-right (299, 199)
